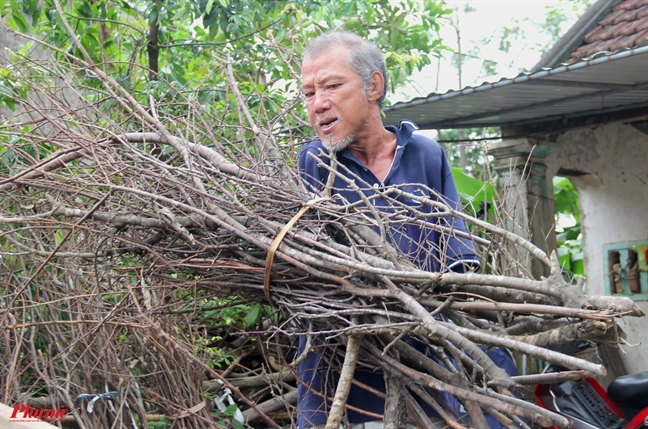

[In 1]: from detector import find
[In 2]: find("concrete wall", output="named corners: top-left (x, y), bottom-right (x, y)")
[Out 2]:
top-left (546, 122), bottom-right (648, 374)
top-left (0, 25), bottom-right (29, 64)
top-left (1, 24), bottom-right (82, 137)
top-left (1, 21), bottom-right (54, 119)
top-left (1, 24), bottom-right (24, 118)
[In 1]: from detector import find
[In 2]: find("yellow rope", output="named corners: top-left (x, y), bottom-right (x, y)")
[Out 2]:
top-left (264, 198), bottom-right (326, 306)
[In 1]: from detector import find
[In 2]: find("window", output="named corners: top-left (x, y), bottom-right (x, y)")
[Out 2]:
top-left (604, 240), bottom-right (648, 300)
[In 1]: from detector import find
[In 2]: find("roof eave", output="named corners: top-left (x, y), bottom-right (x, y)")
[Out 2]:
top-left (383, 47), bottom-right (648, 133)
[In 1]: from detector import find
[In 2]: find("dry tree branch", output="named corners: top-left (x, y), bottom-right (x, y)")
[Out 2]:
top-left (0, 14), bottom-right (644, 429)
top-left (325, 332), bottom-right (363, 429)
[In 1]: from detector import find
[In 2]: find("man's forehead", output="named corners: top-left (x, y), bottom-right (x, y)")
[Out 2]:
top-left (300, 71), bottom-right (347, 87)
top-left (300, 52), bottom-right (354, 86)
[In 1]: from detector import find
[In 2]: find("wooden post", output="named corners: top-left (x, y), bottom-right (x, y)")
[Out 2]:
top-left (488, 138), bottom-right (558, 280)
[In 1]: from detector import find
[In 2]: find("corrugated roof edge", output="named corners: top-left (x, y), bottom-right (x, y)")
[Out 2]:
top-left (384, 45), bottom-right (648, 113)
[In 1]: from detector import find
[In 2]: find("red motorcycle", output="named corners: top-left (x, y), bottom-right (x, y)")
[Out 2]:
top-left (534, 342), bottom-right (648, 429)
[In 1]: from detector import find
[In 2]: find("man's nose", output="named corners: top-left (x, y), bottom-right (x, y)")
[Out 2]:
top-left (311, 91), bottom-right (331, 113)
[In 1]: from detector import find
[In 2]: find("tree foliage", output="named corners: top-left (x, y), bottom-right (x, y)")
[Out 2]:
top-left (1, 0), bottom-right (452, 115)
top-left (554, 176), bottom-right (584, 280)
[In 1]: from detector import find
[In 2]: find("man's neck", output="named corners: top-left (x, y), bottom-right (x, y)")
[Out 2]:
top-left (347, 119), bottom-right (397, 183)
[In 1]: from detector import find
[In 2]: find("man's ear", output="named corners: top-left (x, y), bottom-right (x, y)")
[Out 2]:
top-left (368, 71), bottom-right (385, 102)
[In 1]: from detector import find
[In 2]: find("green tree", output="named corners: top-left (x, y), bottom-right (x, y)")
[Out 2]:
top-left (436, 127), bottom-right (499, 180)
top-left (1, 0), bottom-right (452, 112)
top-left (0, 0), bottom-right (456, 196)
top-left (537, 0), bottom-right (597, 52)
top-left (467, 0), bottom-right (596, 76)
top-left (554, 176), bottom-right (583, 281)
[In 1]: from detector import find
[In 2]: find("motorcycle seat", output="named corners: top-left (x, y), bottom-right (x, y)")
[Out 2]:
top-left (607, 370), bottom-right (648, 408)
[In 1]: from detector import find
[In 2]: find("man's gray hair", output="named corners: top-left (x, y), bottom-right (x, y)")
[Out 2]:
top-left (303, 31), bottom-right (388, 109)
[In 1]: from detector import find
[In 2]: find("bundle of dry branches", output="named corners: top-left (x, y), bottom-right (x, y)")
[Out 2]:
top-left (0, 22), bottom-right (645, 429)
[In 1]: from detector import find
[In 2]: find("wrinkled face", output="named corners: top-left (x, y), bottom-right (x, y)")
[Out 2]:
top-left (301, 45), bottom-right (371, 152)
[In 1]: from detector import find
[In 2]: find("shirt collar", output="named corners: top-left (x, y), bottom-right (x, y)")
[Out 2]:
top-left (338, 120), bottom-right (418, 164)
top-left (384, 121), bottom-right (418, 183)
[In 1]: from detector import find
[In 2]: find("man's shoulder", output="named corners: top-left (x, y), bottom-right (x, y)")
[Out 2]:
top-left (407, 133), bottom-right (442, 150)
top-left (393, 120), bottom-right (442, 151)
top-left (298, 139), bottom-right (325, 166)
top-left (400, 132), bottom-right (444, 159)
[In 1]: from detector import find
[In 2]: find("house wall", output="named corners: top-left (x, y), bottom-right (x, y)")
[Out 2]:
top-left (546, 122), bottom-right (648, 374)
top-left (1, 25), bottom-right (82, 138)
top-left (0, 25), bottom-right (28, 64)
top-left (1, 24), bottom-right (50, 118)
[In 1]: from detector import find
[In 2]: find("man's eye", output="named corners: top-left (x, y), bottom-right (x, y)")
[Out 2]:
top-left (303, 92), bottom-right (314, 99)
top-left (328, 84), bottom-right (340, 90)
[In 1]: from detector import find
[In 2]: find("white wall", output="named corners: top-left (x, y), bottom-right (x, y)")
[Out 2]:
top-left (546, 122), bottom-right (648, 374)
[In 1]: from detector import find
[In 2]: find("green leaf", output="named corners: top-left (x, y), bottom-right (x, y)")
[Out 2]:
top-left (25, 0), bottom-right (41, 24)
top-left (205, 0), bottom-right (215, 15)
top-left (571, 252), bottom-right (584, 275)
top-left (149, 6), bottom-right (159, 25)
top-left (224, 403), bottom-right (238, 415)
top-left (77, 2), bottom-right (93, 18)
top-left (451, 167), bottom-right (495, 211)
top-left (0, 83), bottom-right (14, 98)
top-left (553, 176), bottom-right (579, 220)
top-left (242, 303), bottom-right (262, 328)
top-left (55, 229), bottom-right (65, 245)
top-left (1, 148), bottom-right (16, 166)
top-left (10, 11), bottom-right (29, 32)
top-left (556, 246), bottom-right (571, 271)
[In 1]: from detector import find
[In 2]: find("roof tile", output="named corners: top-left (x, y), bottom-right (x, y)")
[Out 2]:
top-left (600, 9), bottom-right (626, 25)
top-left (599, 24), bottom-right (620, 40)
top-left (629, 0), bottom-right (648, 8)
top-left (612, 1), bottom-right (627, 11)
top-left (613, 0), bottom-right (648, 11)
top-left (569, 40), bottom-right (611, 61)
top-left (612, 21), bottom-right (635, 37)
top-left (614, 8), bottom-right (640, 23)
top-left (599, 36), bottom-right (625, 51)
top-left (634, 15), bottom-right (648, 31)
top-left (635, 29), bottom-right (648, 45)
top-left (584, 25), bottom-right (604, 42)
top-left (570, 46), bottom-right (591, 61)
top-left (608, 35), bottom-right (637, 51)
top-left (570, 0), bottom-right (648, 61)
top-left (638, 5), bottom-right (648, 18)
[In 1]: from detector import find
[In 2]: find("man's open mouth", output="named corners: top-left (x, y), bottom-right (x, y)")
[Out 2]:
top-left (318, 117), bottom-right (338, 131)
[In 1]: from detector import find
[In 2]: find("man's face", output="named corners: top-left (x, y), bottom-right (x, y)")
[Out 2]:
top-left (301, 45), bottom-right (372, 151)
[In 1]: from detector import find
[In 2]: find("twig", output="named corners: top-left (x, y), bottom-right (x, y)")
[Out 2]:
top-left (325, 333), bottom-right (363, 429)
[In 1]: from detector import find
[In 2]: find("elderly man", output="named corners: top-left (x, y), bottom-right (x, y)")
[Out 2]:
top-left (296, 31), bottom-right (485, 428)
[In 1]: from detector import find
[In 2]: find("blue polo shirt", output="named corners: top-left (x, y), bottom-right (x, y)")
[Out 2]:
top-left (299, 120), bottom-right (480, 272)
top-left (295, 120), bottom-right (482, 428)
